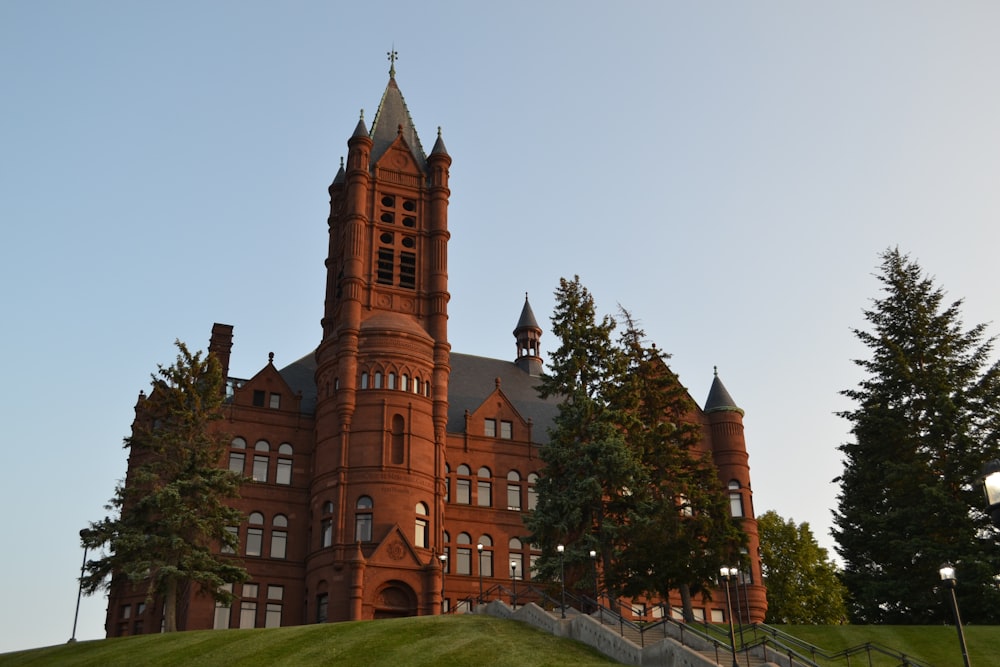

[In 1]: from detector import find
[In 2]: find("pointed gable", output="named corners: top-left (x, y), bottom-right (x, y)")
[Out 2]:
top-left (466, 377), bottom-right (533, 442)
top-left (231, 353), bottom-right (302, 413)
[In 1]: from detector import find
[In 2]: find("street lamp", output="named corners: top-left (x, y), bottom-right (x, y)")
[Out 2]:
top-left (557, 544), bottom-right (566, 618)
top-left (69, 530), bottom-right (89, 643)
top-left (719, 567), bottom-right (739, 667)
top-left (438, 553), bottom-right (447, 614)
top-left (939, 564), bottom-right (972, 667)
top-left (510, 561), bottom-right (518, 608)
top-left (589, 549), bottom-right (598, 614)
top-left (982, 459), bottom-right (1000, 528)
top-left (477, 543), bottom-right (484, 604)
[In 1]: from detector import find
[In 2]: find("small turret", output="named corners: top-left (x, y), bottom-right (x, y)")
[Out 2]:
top-left (513, 294), bottom-right (543, 376)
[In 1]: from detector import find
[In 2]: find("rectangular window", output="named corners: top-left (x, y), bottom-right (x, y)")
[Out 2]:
top-left (484, 419), bottom-right (496, 437)
top-left (265, 603), bottom-right (282, 628)
top-left (500, 420), bottom-right (512, 439)
top-left (456, 479), bottom-right (471, 504)
top-left (377, 248), bottom-right (394, 284)
top-left (729, 493), bottom-right (744, 518)
top-left (510, 552), bottom-right (523, 580)
top-left (415, 518), bottom-right (428, 548)
top-left (269, 393), bottom-right (281, 409)
top-left (253, 456), bottom-right (268, 483)
top-left (399, 251), bottom-right (416, 289)
top-left (243, 583), bottom-right (258, 598)
top-left (222, 526), bottom-right (238, 554)
top-left (246, 528), bottom-right (263, 557)
top-left (457, 547), bottom-right (472, 575)
top-left (527, 486), bottom-right (538, 511)
top-left (240, 601), bottom-right (257, 628)
top-left (477, 480), bottom-right (492, 507)
top-left (228, 452), bottom-right (245, 475)
top-left (121, 604), bottom-right (131, 619)
top-left (355, 514), bottom-right (372, 542)
top-left (276, 458), bottom-right (292, 485)
top-left (270, 530), bottom-right (287, 559)
top-left (268, 585), bottom-right (284, 601)
top-left (507, 484), bottom-right (521, 511)
top-left (252, 390), bottom-right (266, 407)
top-left (321, 519), bottom-right (333, 548)
top-left (481, 550), bottom-right (493, 577)
top-left (214, 584), bottom-right (233, 630)
top-left (316, 594), bottom-right (329, 623)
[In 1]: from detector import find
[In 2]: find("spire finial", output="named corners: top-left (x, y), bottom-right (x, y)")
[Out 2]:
top-left (437, 126), bottom-right (442, 138)
top-left (340, 156), bottom-right (344, 168)
top-left (525, 292), bottom-right (529, 302)
top-left (359, 108), bottom-right (364, 121)
top-left (713, 365), bottom-right (719, 377)
top-left (387, 46), bottom-right (398, 78)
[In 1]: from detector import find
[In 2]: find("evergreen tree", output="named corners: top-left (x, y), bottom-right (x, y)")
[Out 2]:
top-left (81, 341), bottom-right (248, 631)
top-left (610, 310), bottom-right (744, 619)
top-left (833, 248), bottom-right (1000, 624)
top-left (757, 510), bottom-right (847, 624)
top-left (526, 277), bottom-right (641, 592)
top-left (527, 278), bottom-right (744, 617)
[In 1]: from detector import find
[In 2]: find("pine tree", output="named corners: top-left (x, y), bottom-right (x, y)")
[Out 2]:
top-left (757, 510), bottom-right (847, 624)
top-left (834, 248), bottom-right (1000, 624)
top-left (610, 311), bottom-right (745, 617)
top-left (526, 277), bottom-right (641, 592)
top-left (81, 341), bottom-right (248, 631)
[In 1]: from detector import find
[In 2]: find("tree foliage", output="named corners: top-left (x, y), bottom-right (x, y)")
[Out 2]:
top-left (757, 510), bottom-right (847, 624)
top-left (81, 341), bottom-right (248, 631)
top-left (833, 248), bottom-right (1000, 624)
top-left (527, 276), bottom-right (744, 615)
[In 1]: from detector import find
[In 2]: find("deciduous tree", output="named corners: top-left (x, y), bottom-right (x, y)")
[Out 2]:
top-left (757, 510), bottom-right (847, 624)
top-left (81, 341), bottom-right (248, 631)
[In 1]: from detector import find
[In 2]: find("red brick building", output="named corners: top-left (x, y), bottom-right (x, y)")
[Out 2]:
top-left (105, 65), bottom-right (766, 636)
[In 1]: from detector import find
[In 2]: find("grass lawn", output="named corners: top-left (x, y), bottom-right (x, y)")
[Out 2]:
top-left (0, 615), bottom-right (622, 667)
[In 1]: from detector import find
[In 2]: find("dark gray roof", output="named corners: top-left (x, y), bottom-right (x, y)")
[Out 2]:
top-left (448, 352), bottom-right (560, 445)
top-left (279, 349), bottom-right (561, 445)
top-left (370, 76), bottom-right (426, 170)
top-left (704, 369), bottom-right (743, 415)
top-left (514, 295), bottom-right (540, 333)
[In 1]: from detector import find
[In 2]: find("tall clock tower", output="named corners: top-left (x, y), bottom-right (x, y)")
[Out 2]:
top-left (306, 56), bottom-right (452, 621)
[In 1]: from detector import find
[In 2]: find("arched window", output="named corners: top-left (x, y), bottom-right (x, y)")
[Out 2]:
top-left (374, 371), bottom-right (383, 389)
top-left (506, 470), bottom-right (521, 511)
top-left (527, 473), bottom-right (539, 511)
top-left (477, 467), bottom-right (492, 507)
top-left (247, 512), bottom-right (264, 557)
top-left (455, 464), bottom-right (471, 504)
top-left (414, 502), bottom-right (429, 548)
top-left (361, 372), bottom-right (369, 389)
top-left (508, 538), bottom-right (524, 580)
top-left (478, 535), bottom-right (494, 577)
top-left (320, 502), bottom-right (333, 548)
top-left (355, 496), bottom-right (373, 542)
top-left (276, 443), bottom-right (293, 485)
top-left (401, 374), bottom-right (408, 392)
top-left (729, 480), bottom-right (744, 518)
top-left (391, 414), bottom-right (405, 465)
top-left (271, 515), bottom-right (288, 559)
top-left (252, 441), bottom-right (269, 483)
top-left (387, 372), bottom-right (396, 390)
top-left (456, 533), bottom-right (472, 575)
top-left (229, 437), bottom-right (246, 475)
top-left (444, 463), bottom-right (450, 502)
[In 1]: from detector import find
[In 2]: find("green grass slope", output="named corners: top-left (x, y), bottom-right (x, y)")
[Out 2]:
top-left (763, 624), bottom-right (1000, 667)
top-left (0, 615), bottom-right (622, 667)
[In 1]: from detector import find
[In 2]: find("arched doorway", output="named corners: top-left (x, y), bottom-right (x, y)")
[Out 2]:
top-left (373, 580), bottom-right (418, 619)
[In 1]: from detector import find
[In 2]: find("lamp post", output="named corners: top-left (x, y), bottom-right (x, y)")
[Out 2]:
top-left (939, 564), bottom-right (972, 667)
top-left (438, 553), bottom-right (447, 614)
top-left (510, 561), bottom-right (518, 608)
top-left (69, 531), bottom-right (88, 643)
top-left (557, 544), bottom-right (566, 618)
top-left (982, 459), bottom-right (1000, 528)
top-left (719, 567), bottom-right (739, 667)
top-left (730, 567), bottom-right (744, 645)
top-left (589, 549), bottom-right (598, 614)
top-left (477, 543), bottom-right (484, 604)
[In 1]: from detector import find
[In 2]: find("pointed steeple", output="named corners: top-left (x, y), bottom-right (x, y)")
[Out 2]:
top-left (430, 126), bottom-right (449, 157)
top-left (370, 53), bottom-right (426, 169)
top-left (351, 109), bottom-right (369, 139)
top-left (514, 293), bottom-right (543, 376)
top-left (704, 366), bottom-right (744, 415)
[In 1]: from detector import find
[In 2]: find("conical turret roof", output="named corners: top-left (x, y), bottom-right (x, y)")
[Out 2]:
top-left (514, 294), bottom-right (540, 334)
top-left (704, 367), bottom-right (744, 415)
top-left (370, 72), bottom-right (426, 169)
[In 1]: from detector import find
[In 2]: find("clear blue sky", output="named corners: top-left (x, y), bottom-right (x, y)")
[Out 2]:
top-left (3, 1), bottom-right (1000, 652)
